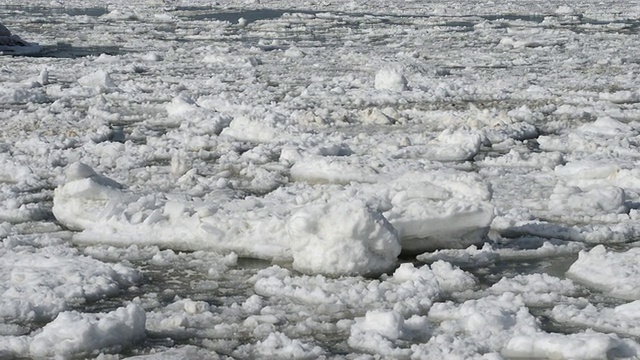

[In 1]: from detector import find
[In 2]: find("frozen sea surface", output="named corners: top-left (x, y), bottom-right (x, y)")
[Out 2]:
top-left (2, 0), bottom-right (640, 358)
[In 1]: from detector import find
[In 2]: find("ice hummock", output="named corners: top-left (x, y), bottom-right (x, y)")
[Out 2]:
top-left (53, 162), bottom-right (495, 276)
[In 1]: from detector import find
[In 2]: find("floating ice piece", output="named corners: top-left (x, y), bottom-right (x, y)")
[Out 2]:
top-left (53, 162), bottom-right (495, 275)
top-left (254, 262), bottom-right (476, 317)
top-left (145, 298), bottom-right (224, 340)
top-left (53, 162), bottom-right (133, 231)
top-left (417, 241), bottom-right (585, 269)
top-left (0, 81), bottom-right (47, 104)
top-left (566, 245), bottom-right (640, 300)
top-left (237, 332), bottom-right (325, 359)
top-left (549, 184), bottom-right (627, 216)
top-left (496, 240), bottom-right (586, 260)
top-left (220, 114), bottom-right (287, 143)
top-left (0, 239), bottom-right (140, 323)
top-left (487, 273), bottom-right (584, 307)
top-left (360, 107), bottom-right (395, 125)
top-left (374, 68), bottom-right (407, 92)
top-left (479, 149), bottom-right (563, 169)
top-left (202, 54), bottom-right (261, 67)
top-left (499, 37), bottom-right (559, 49)
top-left (28, 304), bottom-right (145, 358)
top-left (502, 331), bottom-right (629, 360)
top-left (424, 129), bottom-right (483, 161)
top-left (289, 159), bottom-right (494, 252)
top-left (287, 200), bottom-right (401, 276)
top-left (551, 301), bottom-right (640, 338)
top-left (102, 10), bottom-right (139, 21)
top-left (77, 69), bottom-right (118, 90)
top-left (289, 155), bottom-right (380, 184)
top-left (555, 161), bottom-right (620, 180)
top-left (386, 194), bottom-right (494, 253)
top-left (53, 164), bottom-right (402, 276)
top-left (428, 293), bottom-right (540, 352)
top-left (164, 95), bottom-right (231, 134)
top-left (600, 90), bottom-right (640, 104)
top-left (381, 171), bottom-right (494, 253)
top-left (417, 243), bottom-right (499, 267)
top-left (555, 5), bottom-right (576, 15)
top-left (578, 117), bottom-right (634, 137)
top-left (348, 310), bottom-right (429, 357)
top-left (125, 345), bottom-right (219, 359)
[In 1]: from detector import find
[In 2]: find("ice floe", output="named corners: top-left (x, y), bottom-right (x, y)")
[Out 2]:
top-left (2, 0), bottom-right (640, 357)
top-left (566, 245), bottom-right (640, 300)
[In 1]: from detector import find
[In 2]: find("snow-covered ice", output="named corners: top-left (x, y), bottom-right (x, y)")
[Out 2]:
top-left (566, 245), bottom-right (640, 300)
top-left (2, 0), bottom-right (640, 357)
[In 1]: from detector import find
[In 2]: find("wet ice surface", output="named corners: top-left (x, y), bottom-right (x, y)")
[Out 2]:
top-left (2, 0), bottom-right (640, 358)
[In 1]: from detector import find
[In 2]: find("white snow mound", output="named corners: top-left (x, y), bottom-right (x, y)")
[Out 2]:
top-left (288, 200), bottom-right (401, 276)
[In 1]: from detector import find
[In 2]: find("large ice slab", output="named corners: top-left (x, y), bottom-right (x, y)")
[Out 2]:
top-left (53, 163), bottom-right (401, 276)
top-left (381, 171), bottom-right (494, 253)
top-left (0, 304), bottom-right (145, 358)
top-left (566, 245), bottom-right (640, 300)
top-left (551, 301), bottom-right (640, 338)
top-left (0, 235), bottom-right (140, 324)
top-left (53, 162), bottom-right (495, 275)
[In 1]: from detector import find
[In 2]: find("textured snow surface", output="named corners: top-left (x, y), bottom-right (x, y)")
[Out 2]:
top-left (2, 0), bottom-right (640, 357)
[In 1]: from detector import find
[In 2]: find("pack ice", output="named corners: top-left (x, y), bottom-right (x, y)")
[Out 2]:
top-left (3, 0), bottom-right (640, 358)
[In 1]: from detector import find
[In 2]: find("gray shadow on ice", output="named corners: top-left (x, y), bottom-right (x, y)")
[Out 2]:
top-left (0, 5), bottom-right (109, 17)
top-left (33, 43), bottom-right (126, 58)
top-left (184, 9), bottom-right (293, 23)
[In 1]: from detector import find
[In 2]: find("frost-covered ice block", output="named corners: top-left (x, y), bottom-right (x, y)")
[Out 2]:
top-left (566, 245), bottom-right (640, 300)
top-left (549, 184), bottom-right (627, 216)
top-left (555, 161), bottom-right (621, 181)
top-left (125, 345), bottom-right (219, 359)
top-left (288, 154), bottom-right (494, 253)
top-left (383, 171), bottom-right (494, 253)
top-left (422, 129), bottom-right (483, 161)
top-left (53, 162), bottom-right (494, 274)
top-left (374, 68), bottom-right (407, 92)
top-left (289, 155), bottom-right (380, 184)
top-left (502, 331), bottom-right (630, 360)
top-left (348, 310), bottom-right (429, 357)
top-left (28, 304), bottom-right (145, 358)
top-left (287, 201), bottom-right (401, 275)
top-left (254, 262), bottom-right (477, 317)
top-left (0, 304), bottom-right (146, 358)
top-left (0, 239), bottom-right (140, 323)
top-left (52, 162), bottom-right (134, 230)
top-left (551, 301), bottom-right (640, 338)
top-left (234, 332), bottom-right (325, 359)
top-left (53, 163), bottom-right (401, 276)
